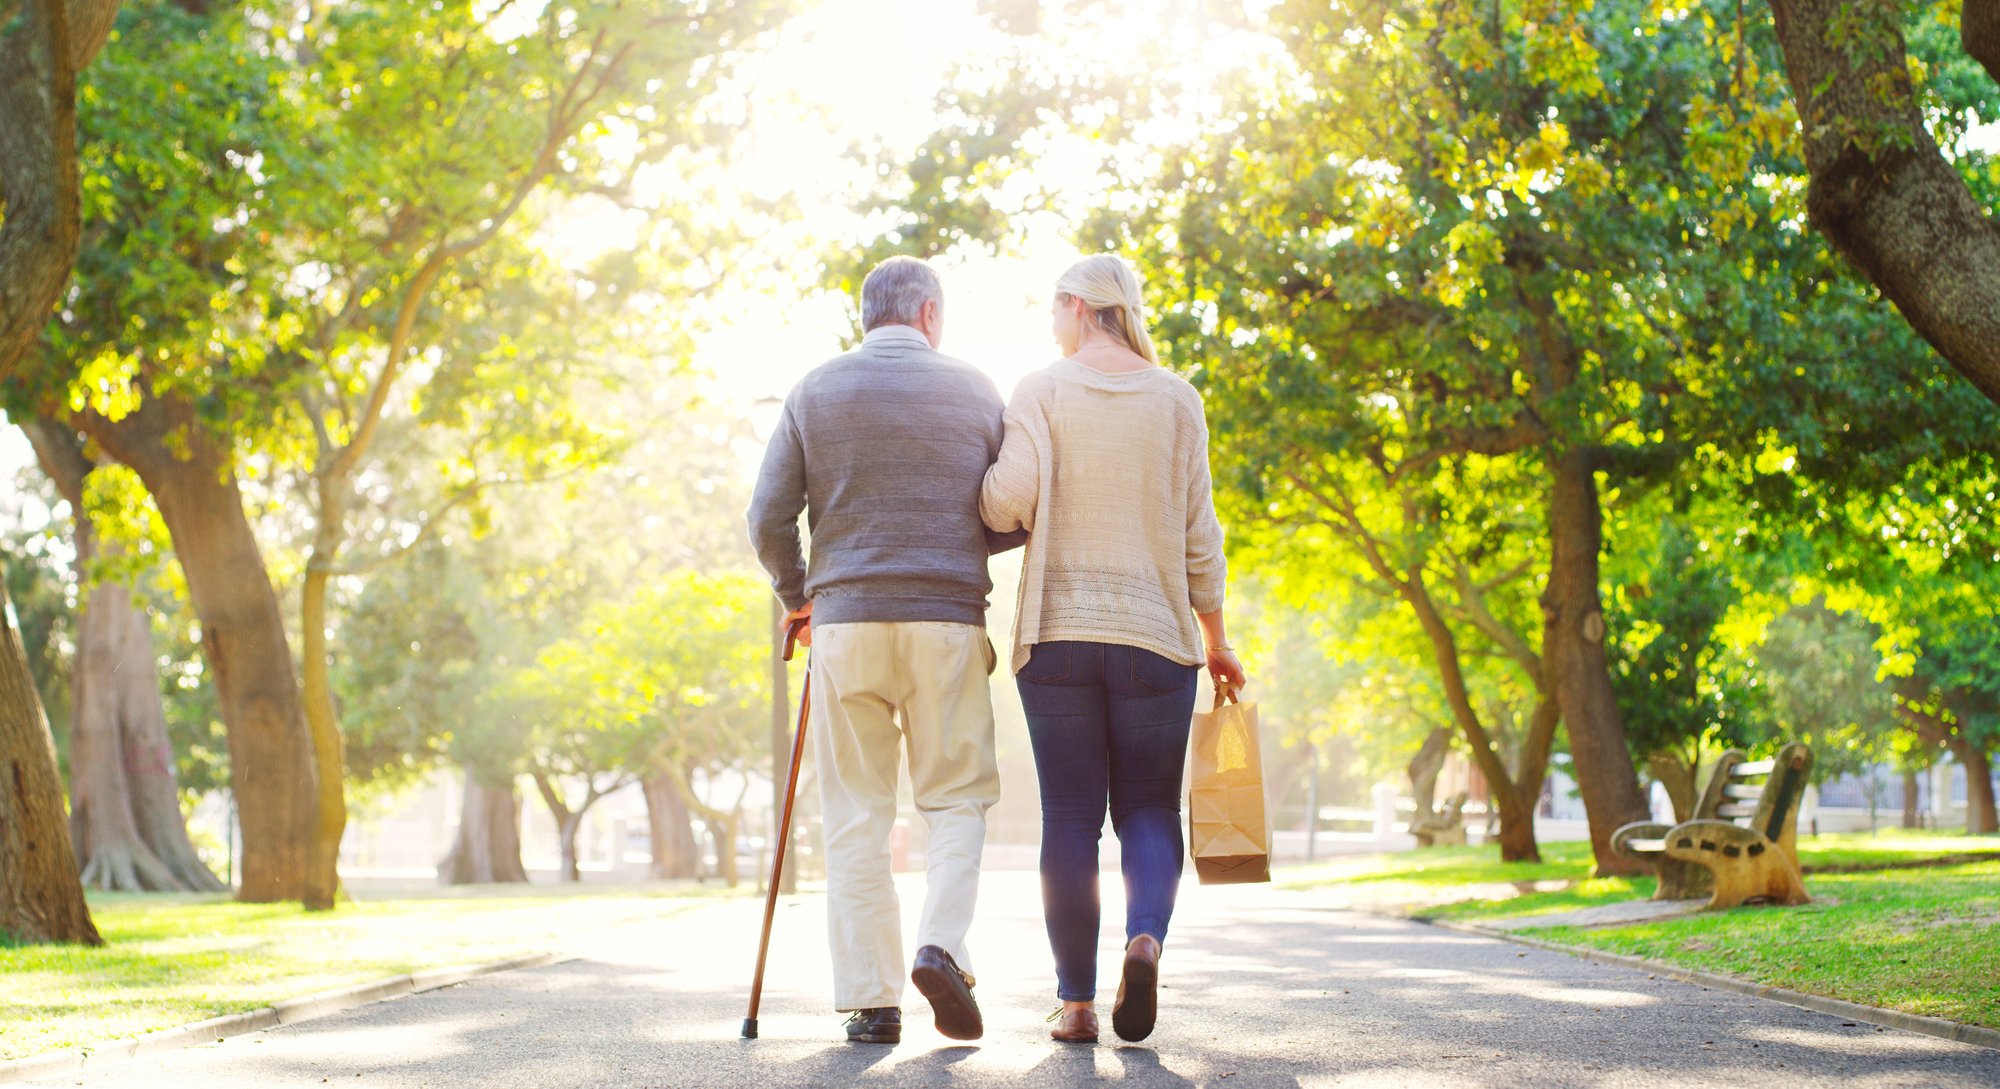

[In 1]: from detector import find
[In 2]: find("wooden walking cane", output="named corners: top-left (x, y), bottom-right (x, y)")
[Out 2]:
top-left (742, 615), bottom-right (811, 1040)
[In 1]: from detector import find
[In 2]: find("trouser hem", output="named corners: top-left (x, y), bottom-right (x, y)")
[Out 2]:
top-left (835, 995), bottom-right (900, 1013)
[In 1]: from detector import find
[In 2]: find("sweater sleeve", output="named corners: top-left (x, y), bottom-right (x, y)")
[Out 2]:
top-left (977, 376), bottom-right (1030, 555)
top-left (745, 394), bottom-right (811, 612)
top-left (1184, 395), bottom-right (1227, 614)
top-left (981, 380), bottom-right (1045, 535)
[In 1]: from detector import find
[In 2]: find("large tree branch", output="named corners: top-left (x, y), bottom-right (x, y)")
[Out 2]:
top-left (1282, 465), bottom-right (1409, 593)
top-left (0, 2), bottom-right (78, 378)
top-left (322, 252), bottom-right (450, 484)
top-left (1767, 0), bottom-right (2000, 407)
top-left (1966, 2), bottom-right (2000, 87)
top-left (20, 414), bottom-right (91, 506)
top-left (1444, 558), bottom-right (1545, 687)
top-left (1386, 413), bottom-right (1551, 487)
top-left (529, 769), bottom-right (572, 825)
top-left (0, 1), bottom-right (123, 366)
top-left (1896, 701), bottom-right (1962, 749)
top-left (324, 40), bottom-right (637, 487)
top-left (328, 462), bottom-right (594, 577)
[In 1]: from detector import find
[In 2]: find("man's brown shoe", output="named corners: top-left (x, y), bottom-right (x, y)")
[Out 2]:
top-left (1048, 1005), bottom-right (1099, 1043)
top-left (1112, 934), bottom-right (1161, 1042)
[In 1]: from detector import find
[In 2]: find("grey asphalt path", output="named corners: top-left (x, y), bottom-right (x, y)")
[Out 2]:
top-left (30, 871), bottom-right (2000, 1089)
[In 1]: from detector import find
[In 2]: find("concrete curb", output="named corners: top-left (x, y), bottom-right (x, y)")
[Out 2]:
top-left (0, 952), bottom-right (568, 1086)
top-left (1425, 916), bottom-right (2000, 1053)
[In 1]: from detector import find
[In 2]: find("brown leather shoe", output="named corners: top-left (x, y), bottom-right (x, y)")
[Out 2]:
top-left (1049, 1005), bottom-right (1098, 1043)
top-left (1112, 934), bottom-right (1161, 1042)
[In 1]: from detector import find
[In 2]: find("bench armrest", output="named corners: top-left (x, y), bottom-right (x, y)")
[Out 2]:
top-left (1611, 821), bottom-right (1674, 856)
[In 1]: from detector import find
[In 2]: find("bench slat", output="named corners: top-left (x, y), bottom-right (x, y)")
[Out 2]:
top-left (1721, 784), bottom-right (1763, 800)
top-left (1716, 803), bottom-right (1760, 819)
top-left (1733, 759), bottom-right (1777, 776)
top-left (1623, 838), bottom-right (1667, 853)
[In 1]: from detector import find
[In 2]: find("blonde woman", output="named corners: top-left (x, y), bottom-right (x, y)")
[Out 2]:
top-left (981, 253), bottom-right (1247, 1045)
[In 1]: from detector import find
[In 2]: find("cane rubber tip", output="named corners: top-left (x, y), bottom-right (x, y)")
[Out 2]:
top-left (741, 1018), bottom-right (759, 1039)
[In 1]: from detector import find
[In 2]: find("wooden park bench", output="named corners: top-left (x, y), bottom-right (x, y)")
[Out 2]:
top-left (1610, 743), bottom-right (1814, 910)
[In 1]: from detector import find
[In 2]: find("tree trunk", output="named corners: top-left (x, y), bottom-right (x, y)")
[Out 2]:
top-left (1897, 699), bottom-right (1999, 837)
top-left (75, 394), bottom-right (316, 903)
top-left (1544, 448), bottom-right (1651, 876)
top-left (642, 772), bottom-right (699, 880)
top-left (437, 771), bottom-right (527, 884)
top-left (531, 771), bottom-right (584, 883)
top-left (27, 420), bottom-right (221, 893)
top-left (558, 811), bottom-right (582, 882)
top-left (660, 762), bottom-right (747, 885)
top-left (711, 810), bottom-right (740, 887)
top-left (1766, 0), bottom-right (2000, 407)
top-left (1492, 790), bottom-right (1538, 861)
top-left (0, 577), bottom-right (101, 945)
top-left (1903, 768), bottom-right (1922, 830)
top-left (1400, 574), bottom-right (1542, 862)
top-left (1407, 727), bottom-right (1451, 820)
top-left (1648, 751), bottom-right (1698, 824)
top-left (64, 540), bottom-right (177, 892)
top-left (1963, 745), bottom-right (1998, 836)
top-left (300, 563), bottom-right (346, 911)
top-left (68, 573), bottom-right (225, 891)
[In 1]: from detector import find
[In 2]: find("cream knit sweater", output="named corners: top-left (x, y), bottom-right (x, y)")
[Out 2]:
top-left (980, 359), bottom-right (1227, 675)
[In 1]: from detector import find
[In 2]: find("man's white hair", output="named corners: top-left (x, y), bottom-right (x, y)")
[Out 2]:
top-left (860, 255), bottom-right (943, 331)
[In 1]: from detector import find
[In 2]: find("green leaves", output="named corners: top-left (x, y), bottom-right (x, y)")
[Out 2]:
top-left (519, 570), bottom-right (769, 782)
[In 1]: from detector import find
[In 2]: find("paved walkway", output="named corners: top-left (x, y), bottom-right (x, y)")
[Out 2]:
top-left (30, 872), bottom-right (2000, 1088)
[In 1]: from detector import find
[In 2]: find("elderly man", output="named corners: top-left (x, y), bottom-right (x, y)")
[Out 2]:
top-left (747, 256), bottom-right (1019, 1046)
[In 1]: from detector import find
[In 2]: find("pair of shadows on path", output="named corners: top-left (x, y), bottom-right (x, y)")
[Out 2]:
top-left (1028, 1043), bottom-right (1301, 1089)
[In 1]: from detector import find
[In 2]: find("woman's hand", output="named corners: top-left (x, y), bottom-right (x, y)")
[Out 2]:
top-left (1206, 646), bottom-right (1246, 698)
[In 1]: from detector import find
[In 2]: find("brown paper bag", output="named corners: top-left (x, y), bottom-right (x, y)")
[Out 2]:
top-left (1187, 690), bottom-right (1270, 885)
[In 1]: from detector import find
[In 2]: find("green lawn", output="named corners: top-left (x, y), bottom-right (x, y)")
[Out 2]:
top-left (1, 882), bottom-right (748, 1062)
top-left (1277, 829), bottom-right (2000, 1029)
top-left (1535, 861), bottom-right (2000, 1029)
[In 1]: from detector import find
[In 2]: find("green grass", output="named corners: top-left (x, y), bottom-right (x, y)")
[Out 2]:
top-left (1533, 861), bottom-right (2000, 1029)
top-left (1276, 829), bottom-right (2000, 1029)
top-left (1278, 829), bottom-right (2000, 914)
top-left (0, 882), bottom-right (747, 1062)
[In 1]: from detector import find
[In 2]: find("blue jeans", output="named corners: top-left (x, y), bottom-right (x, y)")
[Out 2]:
top-left (1017, 641), bottom-right (1199, 1001)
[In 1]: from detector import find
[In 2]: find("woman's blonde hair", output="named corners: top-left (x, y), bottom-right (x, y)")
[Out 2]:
top-left (1055, 254), bottom-right (1158, 364)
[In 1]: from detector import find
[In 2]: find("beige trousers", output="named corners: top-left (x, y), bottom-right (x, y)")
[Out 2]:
top-left (809, 620), bottom-right (1000, 1011)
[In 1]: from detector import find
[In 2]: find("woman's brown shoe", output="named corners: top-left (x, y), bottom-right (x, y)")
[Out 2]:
top-left (1048, 1005), bottom-right (1099, 1043)
top-left (1112, 934), bottom-right (1161, 1042)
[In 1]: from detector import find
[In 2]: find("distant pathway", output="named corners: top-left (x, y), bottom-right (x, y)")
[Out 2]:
top-left (30, 872), bottom-right (2000, 1088)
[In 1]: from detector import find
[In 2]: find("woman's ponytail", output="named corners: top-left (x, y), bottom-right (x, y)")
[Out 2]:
top-left (1056, 254), bottom-right (1159, 364)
